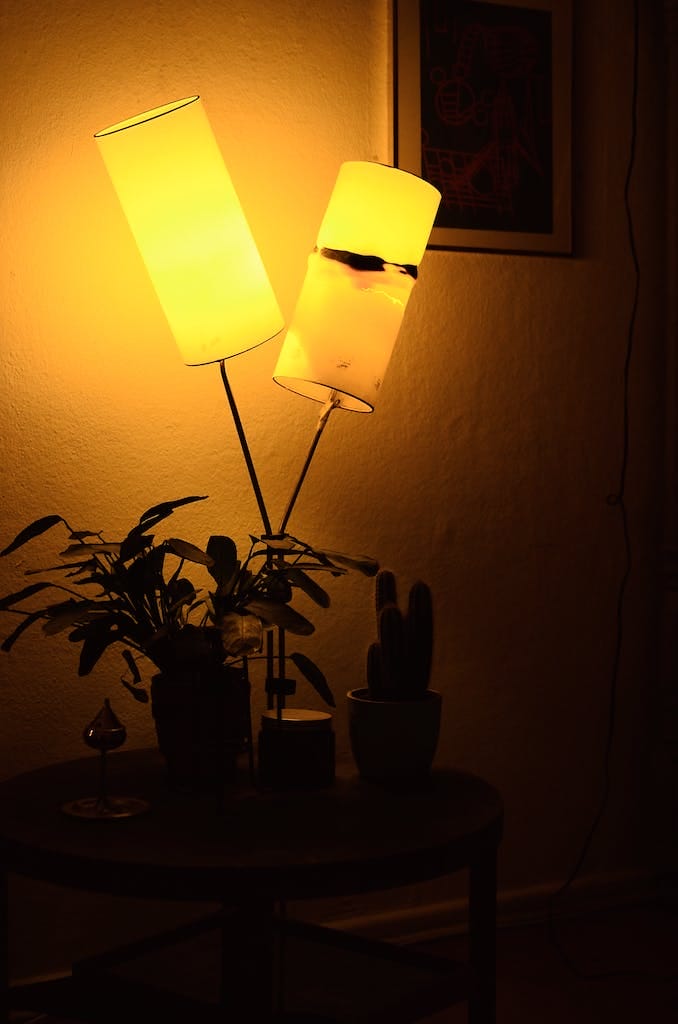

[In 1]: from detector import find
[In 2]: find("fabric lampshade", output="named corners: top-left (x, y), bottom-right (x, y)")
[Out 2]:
top-left (95, 96), bottom-right (284, 365)
top-left (273, 161), bottom-right (441, 413)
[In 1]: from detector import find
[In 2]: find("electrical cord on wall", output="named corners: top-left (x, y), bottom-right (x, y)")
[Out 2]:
top-left (544, 0), bottom-right (677, 983)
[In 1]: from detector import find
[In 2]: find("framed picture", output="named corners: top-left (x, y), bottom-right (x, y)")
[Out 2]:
top-left (394, 0), bottom-right (572, 254)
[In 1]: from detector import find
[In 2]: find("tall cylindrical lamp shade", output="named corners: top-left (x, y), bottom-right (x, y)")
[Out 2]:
top-left (273, 162), bottom-right (441, 413)
top-left (95, 96), bottom-right (284, 365)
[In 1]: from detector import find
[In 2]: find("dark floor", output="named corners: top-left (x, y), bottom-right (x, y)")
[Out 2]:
top-left (416, 901), bottom-right (678, 1022)
top-left (9, 901), bottom-right (678, 1023)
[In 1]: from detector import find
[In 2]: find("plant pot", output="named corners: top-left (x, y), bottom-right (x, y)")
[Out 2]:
top-left (257, 708), bottom-right (335, 790)
top-left (151, 664), bottom-right (250, 793)
top-left (346, 688), bottom-right (442, 782)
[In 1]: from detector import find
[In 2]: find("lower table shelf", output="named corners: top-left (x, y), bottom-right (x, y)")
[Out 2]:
top-left (10, 915), bottom-right (470, 1024)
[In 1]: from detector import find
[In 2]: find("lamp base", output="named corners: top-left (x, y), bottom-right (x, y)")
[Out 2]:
top-left (257, 708), bottom-right (335, 790)
top-left (61, 795), bottom-right (150, 819)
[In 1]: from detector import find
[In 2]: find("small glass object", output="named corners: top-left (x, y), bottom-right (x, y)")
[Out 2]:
top-left (61, 699), bottom-right (150, 819)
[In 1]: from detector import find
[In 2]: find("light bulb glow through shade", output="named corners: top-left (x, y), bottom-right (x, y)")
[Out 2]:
top-left (317, 161), bottom-right (440, 267)
top-left (95, 96), bottom-right (284, 365)
top-left (273, 162), bottom-right (440, 412)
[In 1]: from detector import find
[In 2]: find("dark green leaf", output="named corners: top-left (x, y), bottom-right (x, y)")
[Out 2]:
top-left (65, 562), bottom-right (99, 578)
top-left (132, 497), bottom-right (208, 539)
top-left (119, 533), bottom-right (154, 562)
top-left (68, 609), bottom-right (140, 646)
top-left (316, 550), bottom-right (379, 576)
top-left (0, 581), bottom-right (55, 611)
top-left (77, 619), bottom-right (123, 675)
top-left (120, 677), bottom-right (149, 702)
top-left (1, 515), bottom-right (65, 557)
top-left (263, 536), bottom-right (300, 553)
top-left (166, 537), bottom-right (213, 566)
top-left (121, 648), bottom-right (142, 684)
top-left (68, 530), bottom-right (101, 542)
top-left (24, 560), bottom-right (96, 576)
top-left (289, 651), bottom-right (335, 707)
top-left (60, 542), bottom-right (121, 557)
top-left (43, 601), bottom-right (125, 636)
top-left (206, 535), bottom-right (238, 589)
top-left (1, 610), bottom-right (46, 652)
top-left (146, 545), bottom-right (166, 574)
top-left (72, 575), bottom-right (110, 587)
top-left (246, 598), bottom-right (315, 636)
top-left (286, 569), bottom-right (331, 608)
top-left (140, 495), bottom-right (208, 523)
top-left (259, 572), bottom-right (292, 603)
top-left (92, 572), bottom-right (129, 596)
top-left (284, 561), bottom-right (346, 574)
top-left (126, 517), bottom-right (160, 540)
top-left (233, 567), bottom-right (253, 596)
top-left (120, 549), bottom-right (161, 599)
top-left (187, 594), bottom-right (207, 616)
top-left (41, 601), bottom-right (86, 634)
top-left (166, 577), bottom-right (197, 613)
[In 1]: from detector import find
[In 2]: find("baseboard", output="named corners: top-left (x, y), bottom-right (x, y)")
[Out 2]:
top-left (321, 868), bottom-right (662, 946)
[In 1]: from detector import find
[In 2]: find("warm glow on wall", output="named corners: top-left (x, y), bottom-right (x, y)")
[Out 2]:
top-left (95, 96), bottom-right (284, 365)
top-left (274, 162), bottom-right (440, 412)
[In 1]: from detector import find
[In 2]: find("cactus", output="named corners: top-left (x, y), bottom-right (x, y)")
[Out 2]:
top-left (366, 569), bottom-right (433, 700)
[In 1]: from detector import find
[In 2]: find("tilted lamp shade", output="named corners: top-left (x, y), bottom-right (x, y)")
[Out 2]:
top-left (273, 161), bottom-right (441, 413)
top-left (95, 96), bottom-right (284, 365)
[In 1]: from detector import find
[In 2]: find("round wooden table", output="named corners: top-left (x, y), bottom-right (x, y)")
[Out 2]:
top-left (0, 748), bottom-right (503, 1023)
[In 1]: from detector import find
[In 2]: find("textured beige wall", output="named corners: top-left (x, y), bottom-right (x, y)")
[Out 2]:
top-left (0, 0), bottom-right (668, 972)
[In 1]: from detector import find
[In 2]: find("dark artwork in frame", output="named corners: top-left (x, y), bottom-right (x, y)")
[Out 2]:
top-left (395, 0), bottom-right (572, 254)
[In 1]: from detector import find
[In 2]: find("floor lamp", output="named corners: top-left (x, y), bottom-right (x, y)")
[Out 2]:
top-left (94, 95), bottom-right (440, 783)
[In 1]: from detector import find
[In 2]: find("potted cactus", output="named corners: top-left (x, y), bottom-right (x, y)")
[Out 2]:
top-left (347, 569), bottom-right (441, 782)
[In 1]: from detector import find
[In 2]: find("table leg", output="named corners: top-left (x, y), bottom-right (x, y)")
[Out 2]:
top-left (468, 847), bottom-right (497, 1024)
top-left (220, 896), bottom-right (276, 1021)
top-left (0, 870), bottom-right (7, 1024)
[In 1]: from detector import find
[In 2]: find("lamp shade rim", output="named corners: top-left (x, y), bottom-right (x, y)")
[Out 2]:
top-left (343, 159), bottom-right (439, 191)
top-left (273, 375), bottom-right (374, 414)
top-left (94, 96), bottom-right (200, 138)
top-left (185, 323), bottom-right (285, 366)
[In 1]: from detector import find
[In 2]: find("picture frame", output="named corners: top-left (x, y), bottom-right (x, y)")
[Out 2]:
top-left (394, 0), bottom-right (572, 255)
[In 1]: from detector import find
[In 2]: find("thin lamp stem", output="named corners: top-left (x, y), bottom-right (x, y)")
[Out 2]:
top-left (219, 359), bottom-right (272, 537)
top-left (277, 627), bottom-right (285, 719)
top-left (266, 629), bottom-right (275, 711)
top-left (277, 394), bottom-right (339, 535)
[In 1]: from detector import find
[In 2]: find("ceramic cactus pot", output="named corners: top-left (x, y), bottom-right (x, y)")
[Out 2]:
top-left (347, 687), bottom-right (442, 782)
top-left (348, 569), bottom-right (440, 782)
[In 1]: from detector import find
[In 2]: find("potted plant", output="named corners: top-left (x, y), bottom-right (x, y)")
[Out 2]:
top-left (347, 568), bottom-right (441, 782)
top-left (0, 495), bottom-right (377, 790)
